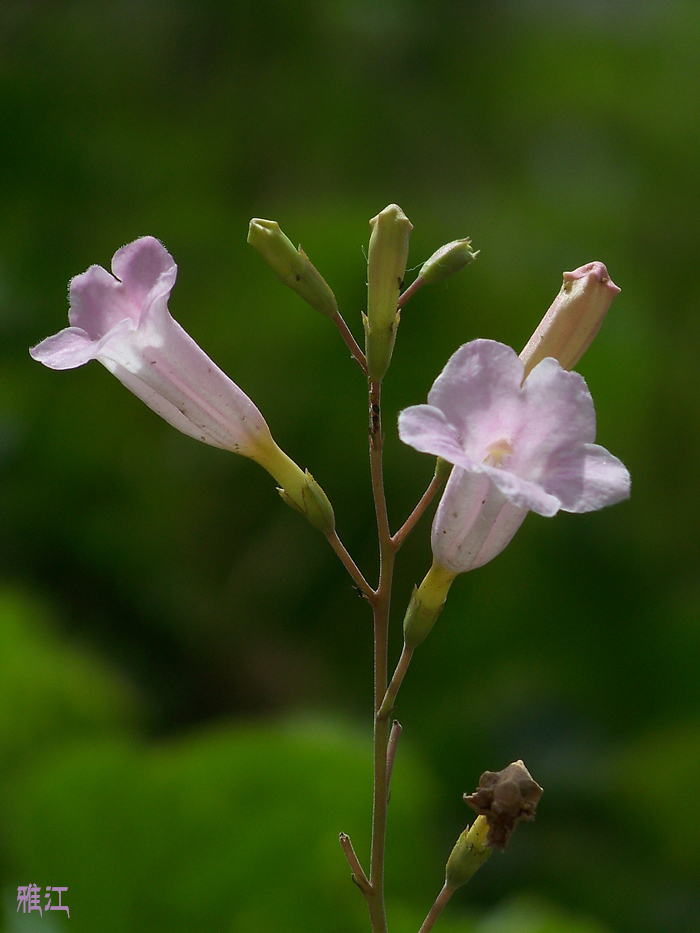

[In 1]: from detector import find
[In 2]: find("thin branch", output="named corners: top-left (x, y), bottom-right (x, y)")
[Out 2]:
top-left (392, 472), bottom-right (444, 551)
top-left (397, 276), bottom-right (424, 309)
top-left (339, 832), bottom-right (371, 894)
top-left (325, 529), bottom-right (375, 600)
top-left (418, 883), bottom-right (455, 933)
top-left (331, 310), bottom-right (368, 375)
top-left (378, 645), bottom-right (414, 720)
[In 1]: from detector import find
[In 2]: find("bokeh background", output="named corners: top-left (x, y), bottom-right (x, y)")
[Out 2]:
top-left (1, 2), bottom-right (698, 931)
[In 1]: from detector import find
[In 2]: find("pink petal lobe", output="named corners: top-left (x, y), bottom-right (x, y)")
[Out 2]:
top-left (111, 236), bottom-right (177, 311)
top-left (29, 327), bottom-right (98, 370)
top-left (397, 405), bottom-right (467, 463)
top-left (427, 340), bottom-right (524, 453)
top-left (543, 443), bottom-right (630, 512)
top-left (68, 264), bottom-right (135, 337)
top-left (480, 464), bottom-right (561, 516)
top-left (509, 359), bottom-right (597, 481)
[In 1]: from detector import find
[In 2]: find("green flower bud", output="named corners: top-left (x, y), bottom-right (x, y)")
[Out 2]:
top-left (365, 204), bottom-right (412, 382)
top-left (252, 440), bottom-right (335, 534)
top-left (403, 562), bottom-right (456, 648)
top-left (248, 218), bottom-right (338, 319)
top-left (277, 470), bottom-right (336, 534)
top-left (418, 238), bottom-right (479, 287)
top-left (445, 815), bottom-right (493, 891)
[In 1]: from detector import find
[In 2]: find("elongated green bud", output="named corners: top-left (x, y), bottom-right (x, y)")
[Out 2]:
top-left (418, 238), bottom-right (479, 286)
top-left (402, 561), bottom-right (456, 648)
top-left (248, 218), bottom-right (338, 319)
top-left (445, 815), bottom-right (493, 891)
top-left (364, 204), bottom-right (412, 382)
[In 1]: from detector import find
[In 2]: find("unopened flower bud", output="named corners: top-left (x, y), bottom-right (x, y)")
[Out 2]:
top-left (402, 561), bottom-right (456, 648)
top-left (445, 815), bottom-right (492, 891)
top-left (364, 204), bottom-right (412, 382)
top-left (464, 760), bottom-right (543, 850)
top-left (520, 262), bottom-right (620, 378)
top-left (248, 218), bottom-right (338, 319)
top-left (418, 238), bottom-right (479, 287)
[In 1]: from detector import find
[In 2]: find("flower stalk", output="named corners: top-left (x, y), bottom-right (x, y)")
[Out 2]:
top-left (366, 377), bottom-right (394, 933)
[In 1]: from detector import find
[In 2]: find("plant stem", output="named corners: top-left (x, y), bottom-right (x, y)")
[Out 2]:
top-left (339, 832), bottom-right (371, 893)
top-left (366, 377), bottom-right (395, 933)
top-left (417, 884), bottom-right (454, 933)
top-left (397, 276), bottom-right (424, 309)
top-left (378, 645), bottom-right (414, 720)
top-left (392, 472), bottom-right (444, 551)
top-left (325, 529), bottom-right (374, 599)
top-left (332, 310), bottom-right (368, 375)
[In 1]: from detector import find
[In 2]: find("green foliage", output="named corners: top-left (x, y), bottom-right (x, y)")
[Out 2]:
top-left (4, 723), bottom-right (429, 932)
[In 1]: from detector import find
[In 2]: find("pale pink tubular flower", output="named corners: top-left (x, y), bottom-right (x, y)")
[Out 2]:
top-left (30, 237), bottom-right (273, 455)
top-left (399, 339), bottom-right (630, 575)
top-left (30, 237), bottom-right (337, 533)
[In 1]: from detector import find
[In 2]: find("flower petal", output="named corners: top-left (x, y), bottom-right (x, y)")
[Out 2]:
top-left (397, 404), bottom-right (469, 464)
top-left (543, 443), bottom-right (631, 512)
top-left (431, 468), bottom-right (528, 573)
top-left (67, 264), bottom-right (136, 337)
top-left (480, 463), bottom-right (562, 516)
top-left (96, 305), bottom-right (271, 453)
top-left (398, 402), bottom-right (562, 515)
top-left (510, 359), bottom-right (597, 482)
top-left (111, 236), bottom-right (177, 314)
top-left (29, 326), bottom-right (99, 370)
top-left (426, 340), bottom-right (525, 456)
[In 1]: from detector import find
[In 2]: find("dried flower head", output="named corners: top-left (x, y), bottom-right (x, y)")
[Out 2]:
top-left (464, 760), bottom-right (543, 849)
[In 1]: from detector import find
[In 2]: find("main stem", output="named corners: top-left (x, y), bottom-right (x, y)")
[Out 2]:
top-left (367, 378), bottom-right (394, 933)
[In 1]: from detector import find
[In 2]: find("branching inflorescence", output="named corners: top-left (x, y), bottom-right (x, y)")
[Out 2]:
top-left (31, 205), bottom-right (630, 933)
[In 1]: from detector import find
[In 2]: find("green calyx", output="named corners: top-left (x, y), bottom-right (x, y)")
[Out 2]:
top-left (402, 562), bottom-right (456, 648)
top-left (445, 815), bottom-right (493, 891)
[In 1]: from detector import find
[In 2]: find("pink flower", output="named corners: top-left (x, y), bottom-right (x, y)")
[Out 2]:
top-left (399, 339), bottom-right (630, 574)
top-left (30, 237), bottom-right (272, 456)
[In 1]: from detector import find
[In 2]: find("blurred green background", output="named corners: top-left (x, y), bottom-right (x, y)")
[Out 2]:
top-left (1, 1), bottom-right (698, 931)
